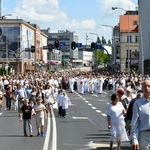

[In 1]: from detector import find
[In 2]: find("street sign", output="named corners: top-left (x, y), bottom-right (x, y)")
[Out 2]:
top-left (43, 46), bottom-right (48, 49)
top-left (76, 43), bottom-right (82, 48)
top-left (59, 41), bottom-right (66, 46)
top-left (25, 48), bottom-right (31, 51)
top-left (96, 44), bottom-right (103, 50)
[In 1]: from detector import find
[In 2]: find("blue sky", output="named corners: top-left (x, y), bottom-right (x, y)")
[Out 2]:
top-left (2, 0), bottom-right (138, 44)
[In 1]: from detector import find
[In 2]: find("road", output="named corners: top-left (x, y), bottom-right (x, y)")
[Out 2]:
top-left (55, 90), bottom-right (130, 150)
top-left (0, 89), bottom-right (130, 150)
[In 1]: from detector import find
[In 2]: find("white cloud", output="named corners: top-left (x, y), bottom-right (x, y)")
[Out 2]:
top-left (13, 0), bottom-right (137, 43)
top-left (65, 19), bottom-right (96, 30)
top-left (14, 0), bottom-right (68, 23)
top-left (97, 0), bottom-right (137, 12)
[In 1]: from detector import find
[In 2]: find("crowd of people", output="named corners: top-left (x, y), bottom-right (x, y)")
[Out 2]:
top-left (0, 71), bottom-right (71, 136)
top-left (0, 70), bottom-right (150, 149)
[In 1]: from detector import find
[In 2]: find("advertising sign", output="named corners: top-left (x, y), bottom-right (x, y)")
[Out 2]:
top-left (0, 26), bottom-right (20, 58)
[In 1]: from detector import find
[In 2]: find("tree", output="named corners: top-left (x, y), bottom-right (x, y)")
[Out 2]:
top-left (97, 37), bottom-right (101, 44)
top-left (108, 39), bottom-right (111, 45)
top-left (92, 49), bottom-right (109, 65)
top-left (101, 36), bottom-right (106, 44)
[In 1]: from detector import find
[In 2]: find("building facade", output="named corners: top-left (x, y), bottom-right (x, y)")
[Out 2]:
top-left (0, 19), bottom-right (47, 74)
top-left (138, 0), bottom-right (150, 74)
top-left (41, 28), bottom-right (79, 66)
top-left (113, 10), bottom-right (139, 72)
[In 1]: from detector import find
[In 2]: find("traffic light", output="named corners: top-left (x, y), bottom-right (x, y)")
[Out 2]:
top-left (31, 45), bottom-right (35, 53)
top-left (54, 40), bottom-right (59, 48)
top-left (48, 44), bottom-right (53, 52)
top-left (91, 42), bottom-right (96, 50)
top-left (71, 41), bottom-right (76, 50)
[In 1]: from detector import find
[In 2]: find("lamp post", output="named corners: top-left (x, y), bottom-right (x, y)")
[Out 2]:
top-left (102, 25), bottom-right (114, 58)
top-left (102, 25), bottom-right (114, 71)
top-left (1, 13), bottom-right (12, 19)
top-left (89, 33), bottom-right (98, 71)
top-left (112, 7), bottom-right (130, 74)
top-left (1, 13), bottom-right (12, 75)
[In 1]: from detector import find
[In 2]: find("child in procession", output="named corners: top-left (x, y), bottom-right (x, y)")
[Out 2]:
top-left (34, 97), bottom-right (47, 137)
top-left (19, 98), bottom-right (33, 137)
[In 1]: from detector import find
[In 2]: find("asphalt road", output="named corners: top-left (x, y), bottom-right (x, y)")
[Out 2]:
top-left (0, 89), bottom-right (131, 150)
top-left (55, 90), bottom-right (131, 150)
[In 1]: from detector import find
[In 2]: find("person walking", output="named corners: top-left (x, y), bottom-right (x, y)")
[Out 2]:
top-left (15, 83), bottom-right (27, 114)
top-left (61, 90), bottom-right (70, 118)
top-left (117, 88), bottom-right (129, 111)
top-left (131, 80), bottom-right (150, 150)
top-left (4, 85), bottom-right (13, 110)
top-left (107, 93), bottom-right (129, 150)
top-left (19, 98), bottom-right (33, 137)
top-left (0, 86), bottom-right (3, 111)
top-left (34, 97), bottom-right (47, 137)
top-left (29, 86), bottom-right (37, 107)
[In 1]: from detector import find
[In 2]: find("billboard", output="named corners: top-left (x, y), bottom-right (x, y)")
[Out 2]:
top-left (0, 26), bottom-right (21, 58)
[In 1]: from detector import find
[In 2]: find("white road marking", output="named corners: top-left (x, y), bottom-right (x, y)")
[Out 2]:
top-left (101, 113), bottom-right (107, 117)
top-left (0, 112), bottom-right (2, 115)
top-left (43, 111), bottom-right (51, 150)
top-left (92, 94), bottom-right (98, 97)
top-left (51, 108), bottom-right (57, 150)
top-left (91, 107), bottom-right (96, 109)
top-left (86, 141), bottom-right (116, 149)
top-left (72, 116), bottom-right (88, 120)
top-left (102, 91), bottom-right (108, 95)
top-left (96, 110), bottom-right (101, 113)
top-left (88, 103), bottom-right (92, 106)
top-left (74, 91), bottom-right (108, 117)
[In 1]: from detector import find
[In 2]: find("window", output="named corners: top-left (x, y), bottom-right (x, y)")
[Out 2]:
top-left (127, 35), bottom-right (132, 43)
top-left (133, 21), bottom-right (138, 25)
top-left (135, 36), bottom-right (138, 42)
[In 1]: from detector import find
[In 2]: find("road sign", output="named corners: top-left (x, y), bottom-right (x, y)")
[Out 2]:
top-left (43, 46), bottom-right (48, 49)
top-left (96, 44), bottom-right (103, 49)
top-left (59, 41), bottom-right (66, 46)
top-left (76, 43), bottom-right (82, 48)
top-left (25, 48), bottom-right (31, 51)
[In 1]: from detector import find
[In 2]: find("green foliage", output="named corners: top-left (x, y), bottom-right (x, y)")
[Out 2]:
top-left (92, 50), bottom-right (109, 65)
top-left (102, 36), bottom-right (106, 44)
top-left (108, 39), bottom-right (111, 45)
top-left (97, 37), bottom-right (101, 44)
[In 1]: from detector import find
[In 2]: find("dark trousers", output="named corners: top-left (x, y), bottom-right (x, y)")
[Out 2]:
top-left (61, 109), bottom-right (66, 117)
top-left (6, 97), bottom-right (12, 110)
top-left (58, 106), bottom-right (62, 116)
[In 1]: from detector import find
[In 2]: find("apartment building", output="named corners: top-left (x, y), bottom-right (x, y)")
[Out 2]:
top-left (113, 10), bottom-right (139, 72)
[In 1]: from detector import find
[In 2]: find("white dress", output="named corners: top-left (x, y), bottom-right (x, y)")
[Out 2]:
top-left (107, 102), bottom-right (129, 142)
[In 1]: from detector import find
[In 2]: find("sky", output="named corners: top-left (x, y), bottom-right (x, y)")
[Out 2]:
top-left (1, 0), bottom-right (138, 45)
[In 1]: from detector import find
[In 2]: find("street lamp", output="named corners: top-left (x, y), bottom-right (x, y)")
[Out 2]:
top-left (1, 13), bottom-right (12, 19)
top-left (112, 7), bottom-right (130, 74)
top-left (102, 25), bottom-right (115, 71)
top-left (89, 33), bottom-right (98, 71)
top-left (0, 13), bottom-right (12, 75)
top-left (102, 25), bottom-right (114, 57)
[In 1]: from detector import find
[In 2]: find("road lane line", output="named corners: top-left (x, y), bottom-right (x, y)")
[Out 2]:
top-left (43, 111), bottom-right (51, 150)
top-left (88, 103), bottom-right (92, 106)
top-left (51, 108), bottom-right (57, 150)
top-left (96, 110), bottom-right (101, 113)
top-left (101, 113), bottom-right (107, 116)
top-left (91, 107), bottom-right (96, 109)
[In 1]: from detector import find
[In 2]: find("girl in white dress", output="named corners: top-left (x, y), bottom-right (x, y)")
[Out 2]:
top-left (107, 93), bottom-right (129, 150)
